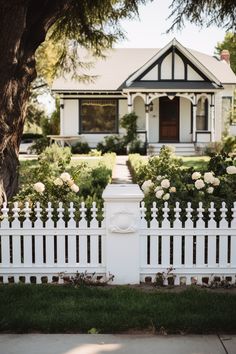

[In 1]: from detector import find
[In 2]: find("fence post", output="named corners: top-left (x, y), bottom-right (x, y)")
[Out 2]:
top-left (102, 184), bottom-right (144, 284)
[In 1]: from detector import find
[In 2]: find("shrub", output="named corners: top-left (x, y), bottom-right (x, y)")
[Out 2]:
top-left (39, 144), bottom-right (72, 170)
top-left (29, 136), bottom-right (50, 154)
top-left (206, 136), bottom-right (236, 175)
top-left (129, 146), bottom-right (236, 220)
top-left (120, 112), bottom-right (138, 145)
top-left (128, 139), bottom-right (147, 155)
top-left (15, 152), bottom-right (116, 220)
top-left (97, 135), bottom-right (126, 154)
top-left (71, 141), bottom-right (90, 154)
top-left (22, 133), bottom-right (43, 141)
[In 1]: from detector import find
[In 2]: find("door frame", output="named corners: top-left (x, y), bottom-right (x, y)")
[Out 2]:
top-left (159, 96), bottom-right (179, 142)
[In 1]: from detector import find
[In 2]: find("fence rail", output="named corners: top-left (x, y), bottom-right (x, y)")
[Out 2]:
top-left (0, 192), bottom-right (236, 285)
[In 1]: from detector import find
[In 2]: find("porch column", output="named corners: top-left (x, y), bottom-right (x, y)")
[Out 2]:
top-left (192, 104), bottom-right (197, 143)
top-left (145, 94), bottom-right (149, 142)
top-left (127, 93), bottom-right (133, 113)
top-left (210, 94), bottom-right (216, 142)
top-left (60, 98), bottom-right (64, 135)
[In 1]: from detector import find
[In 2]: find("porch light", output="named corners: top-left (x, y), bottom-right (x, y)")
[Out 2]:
top-left (145, 102), bottom-right (153, 113)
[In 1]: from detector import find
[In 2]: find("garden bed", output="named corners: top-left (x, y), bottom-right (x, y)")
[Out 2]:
top-left (0, 284), bottom-right (236, 333)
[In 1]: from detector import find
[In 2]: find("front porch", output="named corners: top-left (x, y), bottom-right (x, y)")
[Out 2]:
top-left (125, 91), bottom-right (217, 148)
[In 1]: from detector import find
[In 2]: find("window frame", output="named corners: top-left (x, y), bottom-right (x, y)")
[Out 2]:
top-left (196, 96), bottom-right (208, 131)
top-left (222, 96), bottom-right (234, 125)
top-left (79, 98), bottom-right (119, 134)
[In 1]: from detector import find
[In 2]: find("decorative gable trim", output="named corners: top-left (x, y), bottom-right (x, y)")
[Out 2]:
top-left (126, 38), bottom-right (222, 87)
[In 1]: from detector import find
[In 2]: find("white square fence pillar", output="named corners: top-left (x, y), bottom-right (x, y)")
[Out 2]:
top-left (102, 184), bottom-right (144, 285)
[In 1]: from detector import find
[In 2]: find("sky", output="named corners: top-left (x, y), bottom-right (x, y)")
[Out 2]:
top-left (115, 0), bottom-right (226, 55)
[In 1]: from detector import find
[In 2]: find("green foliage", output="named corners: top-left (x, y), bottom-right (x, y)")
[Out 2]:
top-left (130, 146), bottom-right (183, 183)
top-left (128, 139), bottom-right (147, 155)
top-left (41, 100), bottom-right (60, 136)
top-left (71, 141), bottom-right (90, 154)
top-left (97, 135), bottom-right (126, 154)
top-left (15, 151), bottom-right (115, 218)
top-left (215, 33), bottom-right (236, 74)
top-left (1, 285), bottom-right (236, 333)
top-left (35, 1), bottom-right (148, 81)
top-left (30, 137), bottom-right (50, 155)
top-left (97, 112), bottom-right (145, 154)
top-left (169, 0), bottom-right (236, 31)
top-left (129, 145), bottom-right (236, 219)
top-left (206, 136), bottom-right (236, 175)
top-left (24, 88), bottom-right (48, 131)
top-left (22, 133), bottom-right (43, 141)
top-left (39, 144), bottom-right (72, 171)
top-left (120, 112), bottom-right (138, 145)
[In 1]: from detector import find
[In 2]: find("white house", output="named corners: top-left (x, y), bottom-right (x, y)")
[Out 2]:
top-left (52, 38), bottom-right (236, 154)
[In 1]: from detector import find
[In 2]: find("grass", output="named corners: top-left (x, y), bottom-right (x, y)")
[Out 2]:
top-left (180, 156), bottom-right (210, 170)
top-left (0, 285), bottom-right (236, 333)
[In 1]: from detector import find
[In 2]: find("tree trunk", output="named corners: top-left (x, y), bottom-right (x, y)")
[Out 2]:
top-left (0, 0), bottom-right (70, 203)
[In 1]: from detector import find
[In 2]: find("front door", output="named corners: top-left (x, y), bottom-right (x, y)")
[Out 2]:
top-left (159, 96), bottom-right (179, 142)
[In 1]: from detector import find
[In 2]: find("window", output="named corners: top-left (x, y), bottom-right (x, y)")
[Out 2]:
top-left (80, 99), bottom-right (118, 133)
top-left (222, 97), bottom-right (234, 125)
top-left (196, 97), bottom-right (208, 130)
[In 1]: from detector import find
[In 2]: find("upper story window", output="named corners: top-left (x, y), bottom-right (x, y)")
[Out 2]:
top-left (196, 97), bottom-right (208, 130)
top-left (80, 99), bottom-right (118, 134)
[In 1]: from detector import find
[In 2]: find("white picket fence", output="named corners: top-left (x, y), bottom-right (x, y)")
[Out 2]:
top-left (0, 184), bottom-right (236, 285)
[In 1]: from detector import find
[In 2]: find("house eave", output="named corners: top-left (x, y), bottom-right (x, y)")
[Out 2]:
top-left (122, 88), bottom-right (223, 93)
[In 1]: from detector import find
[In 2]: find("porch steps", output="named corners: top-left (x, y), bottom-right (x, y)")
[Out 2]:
top-left (147, 143), bottom-right (196, 156)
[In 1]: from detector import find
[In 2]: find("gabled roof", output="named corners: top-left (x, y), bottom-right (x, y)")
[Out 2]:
top-left (52, 40), bottom-right (236, 92)
top-left (126, 38), bottom-right (221, 87)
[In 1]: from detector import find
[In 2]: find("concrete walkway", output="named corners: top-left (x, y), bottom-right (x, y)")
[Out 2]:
top-left (0, 334), bottom-right (235, 354)
top-left (112, 156), bottom-right (132, 184)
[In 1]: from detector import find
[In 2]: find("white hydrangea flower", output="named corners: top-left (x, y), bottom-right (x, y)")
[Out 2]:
top-left (226, 165), bottom-right (236, 174)
top-left (195, 179), bottom-right (205, 190)
top-left (191, 172), bottom-right (201, 180)
top-left (206, 186), bottom-right (214, 194)
top-left (161, 179), bottom-right (170, 189)
top-left (154, 186), bottom-right (162, 192)
top-left (33, 182), bottom-right (45, 193)
top-left (155, 189), bottom-right (164, 199)
top-left (70, 184), bottom-right (79, 193)
top-left (60, 172), bottom-right (71, 182)
top-left (204, 172), bottom-right (215, 184)
top-left (54, 178), bottom-right (63, 186)
top-left (169, 186), bottom-right (176, 193)
top-left (212, 177), bottom-right (220, 186)
top-left (67, 179), bottom-right (74, 187)
top-left (141, 180), bottom-right (154, 194)
top-left (163, 193), bottom-right (170, 200)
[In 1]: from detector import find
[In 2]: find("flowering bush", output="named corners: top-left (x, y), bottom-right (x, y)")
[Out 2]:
top-left (14, 149), bottom-right (116, 219)
top-left (129, 146), bottom-right (236, 217)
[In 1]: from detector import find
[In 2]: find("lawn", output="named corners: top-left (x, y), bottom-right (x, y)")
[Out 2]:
top-left (180, 156), bottom-right (210, 170)
top-left (0, 285), bottom-right (236, 333)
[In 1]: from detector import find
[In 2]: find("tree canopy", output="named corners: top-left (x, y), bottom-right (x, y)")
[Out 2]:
top-left (169, 0), bottom-right (236, 32)
top-left (215, 33), bottom-right (236, 74)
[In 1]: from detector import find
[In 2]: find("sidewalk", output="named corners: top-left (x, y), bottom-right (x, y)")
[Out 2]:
top-left (112, 155), bottom-right (132, 184)
top-left (0, 334), bottom-right (235, 354)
